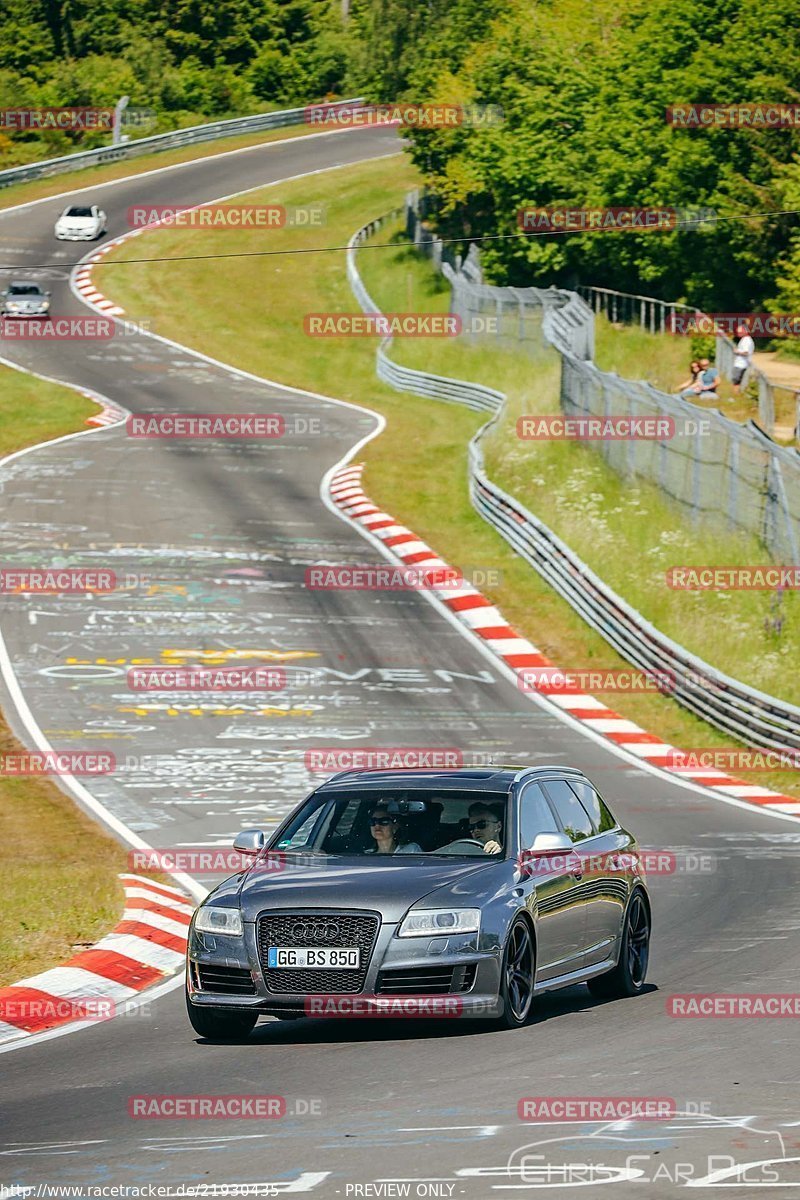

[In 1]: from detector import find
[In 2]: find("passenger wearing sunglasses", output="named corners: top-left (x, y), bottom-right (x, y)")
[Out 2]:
top-left (467, 803), bottom-right (503, 854)
top-left (365, 805), bottom-right (423, 855)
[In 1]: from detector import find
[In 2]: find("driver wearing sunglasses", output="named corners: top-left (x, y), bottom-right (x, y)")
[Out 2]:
top-left (365, 804), bottom-right (423, 855)
top-left (467, 803), bottom-right (503, 854)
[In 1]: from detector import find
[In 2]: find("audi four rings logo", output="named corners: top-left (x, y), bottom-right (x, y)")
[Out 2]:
top-left (289, 922), bottom-right (340, 941)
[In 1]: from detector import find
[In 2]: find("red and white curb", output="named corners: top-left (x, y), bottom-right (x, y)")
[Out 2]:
top-left (73, 230), bottom-right (151, 427)
top-left (73, 240), bottom-right (127, 316)
top-left (0, 874), bottom-right (193, 1044)
top-left (73, 205), bottom-right (217, 322)
top-left (86, 397), bottom-right (128, 427)
top-left (329, 464), bottom-right (800, 818)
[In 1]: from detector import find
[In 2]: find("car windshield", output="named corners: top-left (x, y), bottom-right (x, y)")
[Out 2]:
top-left (7, 285), bottom-right (42, 296)
top-left (271, 788), bottom-right (509, 859)
top-left (64, 206), bottom-right (93, 217)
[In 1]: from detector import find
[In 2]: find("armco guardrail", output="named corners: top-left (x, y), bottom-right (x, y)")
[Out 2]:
top-left (348, 214), bottom-right (504, 413)
top-left (346, 211), bottom-right (800, 753)
top-left (0, 99), bottom-right (364, 190)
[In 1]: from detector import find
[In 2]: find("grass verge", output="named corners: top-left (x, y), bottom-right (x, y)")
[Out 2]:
top-left (0, 369), bottom-right (133, 986)
top-left (0, 732), bottom-right (129, 987)
top-left (0, 362), bottom-right (96, 457)
top-left (98, 154), bottom-right (800, 798)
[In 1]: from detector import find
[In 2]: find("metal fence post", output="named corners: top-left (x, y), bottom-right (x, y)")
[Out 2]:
top-left (728, 438), bottom-right (739, 529)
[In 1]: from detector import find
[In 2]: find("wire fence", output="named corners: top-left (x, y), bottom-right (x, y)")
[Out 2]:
top-left (347, 209), bottom-right (800, 752)
top-left (404, 190), bottom-right (800, 563)
top-left (578, 283), bottom-right (793, 438)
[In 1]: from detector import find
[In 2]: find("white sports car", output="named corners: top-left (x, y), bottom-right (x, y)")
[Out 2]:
top-left (54, 204), bottom-right (107, 241)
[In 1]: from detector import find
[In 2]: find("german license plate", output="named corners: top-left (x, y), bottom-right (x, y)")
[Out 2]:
top-left (267, 946), bottom-right (359, 969)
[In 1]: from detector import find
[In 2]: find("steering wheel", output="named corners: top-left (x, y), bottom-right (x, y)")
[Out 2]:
top-left (438, 837), bottom-right (487, 852)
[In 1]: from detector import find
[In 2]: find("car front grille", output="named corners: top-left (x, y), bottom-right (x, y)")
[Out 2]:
top-left (257, 911), bottom-right (380, 994)
top-left (195, 963), bottom-right (257, 995)
top-left (377, 963), bottom-right (478, 995)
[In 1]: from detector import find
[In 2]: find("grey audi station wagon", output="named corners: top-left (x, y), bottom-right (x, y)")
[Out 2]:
top-left (186, 766), bottom-right (651, 1038)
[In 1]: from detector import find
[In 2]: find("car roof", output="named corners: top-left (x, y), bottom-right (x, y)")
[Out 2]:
top-left (316, 766), bottom-right (585, 793)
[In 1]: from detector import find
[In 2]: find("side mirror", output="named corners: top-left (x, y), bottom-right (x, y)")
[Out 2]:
top-left (233, 829), bottom-right (265, 855)
top-left (518, 831), bottom-right (576, 878)
top-left (530, 832), bottom-right (574, 854)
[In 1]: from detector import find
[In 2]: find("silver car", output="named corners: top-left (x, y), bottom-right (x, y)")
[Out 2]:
top-left (186, 766), bottom-right (652, 1039)
top-left (1, 282), bottom-right (51, 318)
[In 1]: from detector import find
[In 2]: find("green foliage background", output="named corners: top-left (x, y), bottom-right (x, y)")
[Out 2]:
top-left (1, 0), bottom-right (799, 308)
top-left (0, 0), bottom-right (354, 166)
top-left (347, 0), bottom-right (800, 311)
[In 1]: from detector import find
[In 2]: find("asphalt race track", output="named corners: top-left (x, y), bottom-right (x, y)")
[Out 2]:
top-left (1, 125), bottom-right (800, 1196)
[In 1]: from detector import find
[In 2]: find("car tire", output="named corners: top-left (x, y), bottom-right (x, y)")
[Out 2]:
top-left (587, 888), bottom-right (650, 1001)
top-left (185, 988), bottom-right (258, 1041)
top-left (496, 916), bottom-right (536, 1029)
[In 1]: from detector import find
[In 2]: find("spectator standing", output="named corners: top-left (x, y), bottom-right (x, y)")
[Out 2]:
top-left (732, 322), bottom-right (755, 393)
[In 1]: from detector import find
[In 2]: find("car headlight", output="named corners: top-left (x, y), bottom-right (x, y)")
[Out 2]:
top-left (41, 301), bottom-right (49, 310)
top-left (6, 303), bottom-right (20, 312)
top-left (397, 908), bottom-right (481, 937)
top-left (194, 905), bottom-right (243, 936)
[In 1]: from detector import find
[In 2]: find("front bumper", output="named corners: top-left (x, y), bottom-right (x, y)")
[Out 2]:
top-left (187, 916), bottom-right (503, 1019)
top-left (55, 229), bottom-right (99, 240)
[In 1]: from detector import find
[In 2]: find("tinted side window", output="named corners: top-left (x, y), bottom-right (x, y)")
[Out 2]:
top-left (569, 780), bottom-right (616, 833)
top-left (541, 779), bottom-right (594, 842)
top-left (519, 782), bottom-right (559, 847)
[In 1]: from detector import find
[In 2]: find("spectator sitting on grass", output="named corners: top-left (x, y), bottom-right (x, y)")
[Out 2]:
top-left (676, 359), bottom-right (702, 391)
top-left (680, 358), bottom-right (719, 401)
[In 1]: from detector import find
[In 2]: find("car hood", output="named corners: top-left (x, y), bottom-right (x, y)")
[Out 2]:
top-left (58, 216), bottom-right (96, 227)
top-left (6, 297), bottom-right (46, 309)
top-left (235, 856), bottom-right (499, 924)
